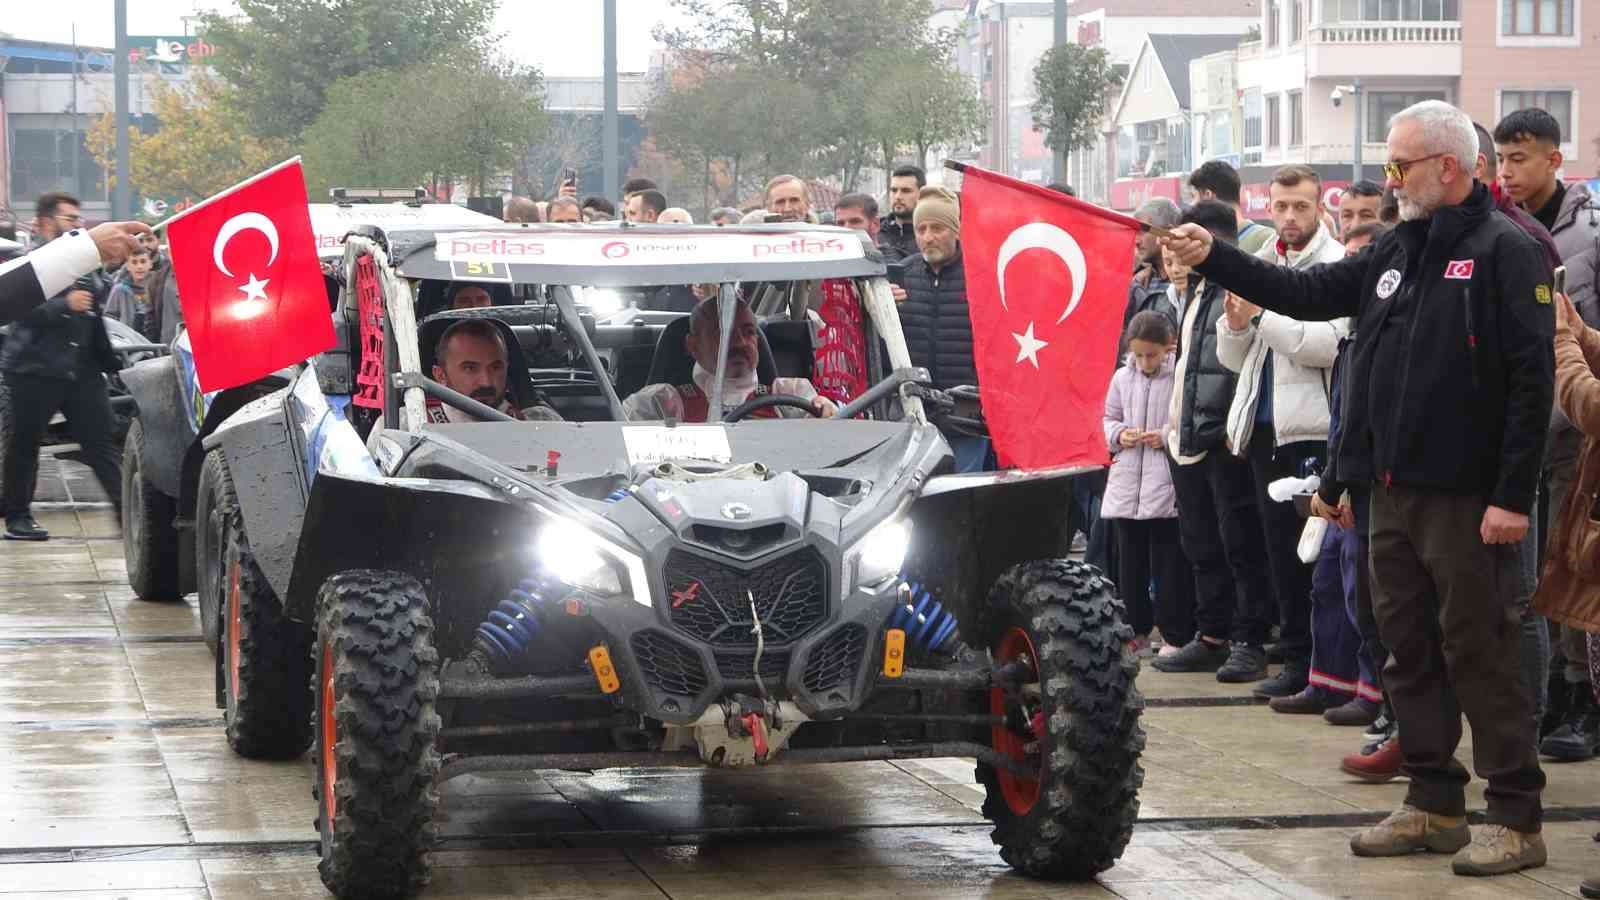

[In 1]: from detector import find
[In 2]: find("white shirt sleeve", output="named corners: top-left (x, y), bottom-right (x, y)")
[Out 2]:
top-left (28, 230), bottom-right (101, 299)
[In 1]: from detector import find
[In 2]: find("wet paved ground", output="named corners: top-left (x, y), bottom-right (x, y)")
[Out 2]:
top-left (5, 449), bottom-right (1600, 898)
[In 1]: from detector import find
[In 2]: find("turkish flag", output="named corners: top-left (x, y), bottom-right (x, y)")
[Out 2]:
top-left (165, 158), bottom-right (334, 391)
top-left (958, 164), bottom-right (1140, 470)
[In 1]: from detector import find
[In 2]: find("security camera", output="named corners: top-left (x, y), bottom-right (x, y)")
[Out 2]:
top-left (1331, 86), bottom-right (1344, 106)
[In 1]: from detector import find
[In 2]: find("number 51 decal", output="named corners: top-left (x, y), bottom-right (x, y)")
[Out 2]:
top-left (448, 259), bottom-right (513, 282)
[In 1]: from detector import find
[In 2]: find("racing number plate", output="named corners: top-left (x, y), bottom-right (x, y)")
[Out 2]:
top-left (448, 259), bottom-right (513, 282)
top-left (622, 425), bottom-right (734, 466)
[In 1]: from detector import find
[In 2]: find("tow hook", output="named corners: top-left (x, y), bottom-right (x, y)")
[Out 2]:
top-left (724, 693), bottom-right (777, 762)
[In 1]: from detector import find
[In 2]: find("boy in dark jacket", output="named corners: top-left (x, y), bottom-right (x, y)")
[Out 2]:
top-left (1150, 201), bottom-right (1274, 682)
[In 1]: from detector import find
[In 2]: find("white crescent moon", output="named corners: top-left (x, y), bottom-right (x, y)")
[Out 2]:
top-left (995, 222), bottom-right (1088, 325)
top-left (212, 212), bottom-right (279, 278)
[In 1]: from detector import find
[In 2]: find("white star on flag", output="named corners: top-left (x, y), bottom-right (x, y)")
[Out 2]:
top-left (238, 273), bottom-right (270, 303)
top-left (1012, 322), bottom-right (1049, 368)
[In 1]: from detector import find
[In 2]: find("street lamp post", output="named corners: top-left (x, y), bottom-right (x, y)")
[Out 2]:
top-left (114, 0), bottom-right (131, 220)
top-left (602, 0), bottom-right (619, 203)
top-left (1349, 77), bottom-right (1363, 184)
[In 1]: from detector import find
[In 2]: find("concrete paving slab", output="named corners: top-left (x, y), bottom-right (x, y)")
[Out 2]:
top-left (0, 587), bottom-right (115, 634)
top-left (0, 644), bottom-right (146, 722)
top-left (0, 859), bottom-right (205, 893)
top-left (126, 645), bottom-right (222, 719)
top-left (200, 850), bottom-right (668, 900)
top-left (108, 592), bottom-right (201, 639)
top-left (154, 728), bottom-right (316, 845)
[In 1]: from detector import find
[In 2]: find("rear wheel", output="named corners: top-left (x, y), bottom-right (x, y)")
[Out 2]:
top-left (314, 570), bottom-right (440, 900)
top-left (197, 449), bottom-right (314, 759)
top-left (122, 418), bottom-right (180, 600)
top-left (978, 559), bottom-right (1145, 879)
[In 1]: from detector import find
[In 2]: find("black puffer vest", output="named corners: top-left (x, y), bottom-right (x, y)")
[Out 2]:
top-left (898, 249), bottom-right (975, 389)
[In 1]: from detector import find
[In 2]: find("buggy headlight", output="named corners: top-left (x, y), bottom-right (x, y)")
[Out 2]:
top-left (535, 519), bottom-right (649, 605)
top-left (852, 519), bottom-right (911, 587)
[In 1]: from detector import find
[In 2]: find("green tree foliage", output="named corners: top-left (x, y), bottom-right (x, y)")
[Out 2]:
top-left (198, 0), bottom-right (498, 140)
top-left (302, 52), bottom-right (545, 198)
top-left (651, 0), bottom-right (982, 193)
top-left (1031, 43), bottom-right (1123, 155)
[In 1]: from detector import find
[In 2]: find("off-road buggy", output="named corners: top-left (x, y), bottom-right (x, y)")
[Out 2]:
top-left (182, 222), bottom-right (1144, 899)
top-left (116, 198), bottom-right (499, 601)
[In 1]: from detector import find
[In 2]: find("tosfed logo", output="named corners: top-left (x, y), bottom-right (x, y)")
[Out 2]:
top-left (1376, 268), bottom-right (1402, 299)
top-left (1443, 259), bottom-right (1475, 280)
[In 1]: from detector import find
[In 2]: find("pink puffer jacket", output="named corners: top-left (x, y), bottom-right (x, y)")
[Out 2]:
top-left (1101, 354), bottom-right (1178, 520)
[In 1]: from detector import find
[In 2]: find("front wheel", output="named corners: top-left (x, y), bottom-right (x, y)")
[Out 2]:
top-left (197, 449), bottom-right (313, 759)
top-left (314, 570), bottom-right (441, 900)
top-left (978, 559), bottom-right (1145, 879)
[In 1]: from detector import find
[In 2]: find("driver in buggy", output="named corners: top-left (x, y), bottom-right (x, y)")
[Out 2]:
top-left (429, 319), bottom-right (561, 423)
top-left (622, 297), bottom-right (838, 422)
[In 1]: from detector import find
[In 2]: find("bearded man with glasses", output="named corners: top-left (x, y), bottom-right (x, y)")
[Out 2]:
top-left (1162, 99), bottom-right (1556, 879)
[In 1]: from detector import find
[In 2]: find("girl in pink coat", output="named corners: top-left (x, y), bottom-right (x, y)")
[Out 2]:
top-left (1103, 311), bottom-right (1193, 653)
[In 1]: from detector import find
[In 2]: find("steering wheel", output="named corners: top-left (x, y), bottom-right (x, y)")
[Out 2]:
top-left (726, 394), bottom-right (821, 422)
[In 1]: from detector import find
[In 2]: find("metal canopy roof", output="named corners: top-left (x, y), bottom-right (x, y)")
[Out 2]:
top-left (388, 223), bottom-right (887, 286)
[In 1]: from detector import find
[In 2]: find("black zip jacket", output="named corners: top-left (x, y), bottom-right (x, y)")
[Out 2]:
top-left (1177, 280), bottom-right (1238, 457)
top-left (1195, 182), bottom-right (1554, 514)
top-left (877, 215), bottom-right (917, 263)
top-left (898, 249), bottom-right (975, 389)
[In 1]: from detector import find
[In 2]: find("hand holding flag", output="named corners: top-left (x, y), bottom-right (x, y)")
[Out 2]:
top-left (163, 158), bottom-right (334, 391)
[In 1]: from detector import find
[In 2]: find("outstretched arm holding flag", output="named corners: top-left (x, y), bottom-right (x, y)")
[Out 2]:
top-left (0, 221), bottom-right (155, 325)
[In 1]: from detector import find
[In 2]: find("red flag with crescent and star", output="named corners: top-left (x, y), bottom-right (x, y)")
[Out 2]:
top-left (164, 158), bottom-right (333, 391)
top-left (956, 163), bottom-right (1141, 470)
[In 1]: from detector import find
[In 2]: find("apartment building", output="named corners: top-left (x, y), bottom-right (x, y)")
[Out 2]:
top-left (1459, 0), bottom-right (1598, 171)
top-left (961, 0), bottom-right (1256, 185)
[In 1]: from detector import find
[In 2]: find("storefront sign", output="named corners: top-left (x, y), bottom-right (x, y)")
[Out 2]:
top-left (128, 35), bottom-right (215, 67)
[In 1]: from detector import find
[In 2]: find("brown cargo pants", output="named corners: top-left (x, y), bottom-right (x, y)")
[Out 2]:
top-left (1369, 485), bottom-right (1546, 833)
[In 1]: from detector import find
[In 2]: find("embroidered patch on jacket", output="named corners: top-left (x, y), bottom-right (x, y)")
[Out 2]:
top-left (1443, 259), bottom-right (1475, 280)
top-left (1535, 284), bottom-right (1552, 304)
top-left (1375, 268), bottom-right (1402, 299)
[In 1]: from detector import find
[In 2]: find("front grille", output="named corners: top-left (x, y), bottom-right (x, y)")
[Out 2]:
top-left (630, 630), bottom-right (709, 697)
top-left (802, 624), bottom-right (868, 695)
top-left (713, 649), bottom-right (791, 682)
top-left (666, 547), bottom-right (829, 646)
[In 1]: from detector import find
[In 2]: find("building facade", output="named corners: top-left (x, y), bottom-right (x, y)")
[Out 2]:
top-left (1459, 0), bottom-right (1598, 169)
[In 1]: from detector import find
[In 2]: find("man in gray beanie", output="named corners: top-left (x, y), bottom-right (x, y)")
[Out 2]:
top-left (899, 186), bottom-right (984, 469)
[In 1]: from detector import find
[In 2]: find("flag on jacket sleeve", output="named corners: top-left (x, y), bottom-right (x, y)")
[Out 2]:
top-left (956, 163), bottom-right (1141, 469)
top-left (164, 157), bottom-right (333, 391)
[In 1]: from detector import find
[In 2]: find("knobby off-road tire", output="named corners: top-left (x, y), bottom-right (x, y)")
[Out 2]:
top-left (197, 449), bottom-right (314, 759)
top-left (978, 559), bottom-right (1145, 879)
top-left (314, 570), bottom-right (441, 900)
top-left (123, 417), bottom-right (181, 600)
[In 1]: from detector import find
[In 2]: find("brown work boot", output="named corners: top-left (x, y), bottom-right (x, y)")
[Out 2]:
top-left (1350, 805), bottom-right (1470, 857)
top-left (1451, 825), bottom-right (1547, 876)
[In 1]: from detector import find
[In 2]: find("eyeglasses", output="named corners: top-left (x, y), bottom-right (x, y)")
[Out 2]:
top-left (1383, 153), bottom-right (1447, 186)
top-left (52, 213), bottom-right (83, 226)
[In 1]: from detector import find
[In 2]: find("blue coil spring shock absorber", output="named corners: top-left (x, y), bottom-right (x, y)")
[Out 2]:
top-left (889, 582), bottom-right (960, 655)
top-left (473, 487), bottom-right (629, 669)
top-left (473, 573), bottom-right (566, 669)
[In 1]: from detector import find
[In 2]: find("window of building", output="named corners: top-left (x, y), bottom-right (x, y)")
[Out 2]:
top-left (1167, 119), bottom-right (1188, 174)
top-left (1266, 1), bottom-right (1281, 46)
top-left (1502, 0), bottom-right (1575, 35)
top-left (10, 128), bottom-right (106, 204)
top-left (1500, 90), bottom-right (1575, 143)
top-left (1289, 91), bottom-right (1304, 145)
top-left (1291, 1), bottom-right (1305, 40)
top-left (1142, 57), bottom-right (1153, 91)
top-left (1321, 0), bottom-right (1458, 20)
top-left (1211, 109), bottom-right (1234, 155)
top-left (1367, 90), bottom-right (1447, 139)
top-left (1243, 89), bottom-right (1263, 163)
top-left (1266, 94), bottom-right (1282, 148)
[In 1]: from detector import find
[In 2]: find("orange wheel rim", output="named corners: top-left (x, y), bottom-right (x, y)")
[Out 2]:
top-left (320, 640), bottom-right (337, 825)
top-left (990, 626), bottom-right (1042, 816)
top-left (226, 559), bottom-right (241, 703)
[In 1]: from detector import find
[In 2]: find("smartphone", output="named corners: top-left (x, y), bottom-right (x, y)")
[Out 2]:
top-left (886, 261), bottom-right (907, 288)
top-left (562, 167), bottom-right (577, 187)
top-left (1554, 265), bottom-right (1567, 296)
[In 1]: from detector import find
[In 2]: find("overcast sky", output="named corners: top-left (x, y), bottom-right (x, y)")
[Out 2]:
top-left (5, 0), bottom-right (690, 77)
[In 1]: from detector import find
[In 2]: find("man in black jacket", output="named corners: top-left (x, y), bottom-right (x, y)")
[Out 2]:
top-left (2, 193), bottom-right (127, 541)
top-left (1165, 100), bottom-right (1553, 877)
top-left (898, 185), bottom-right (984, 470)
top-left (878, 165), bottom-right (924, 263)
